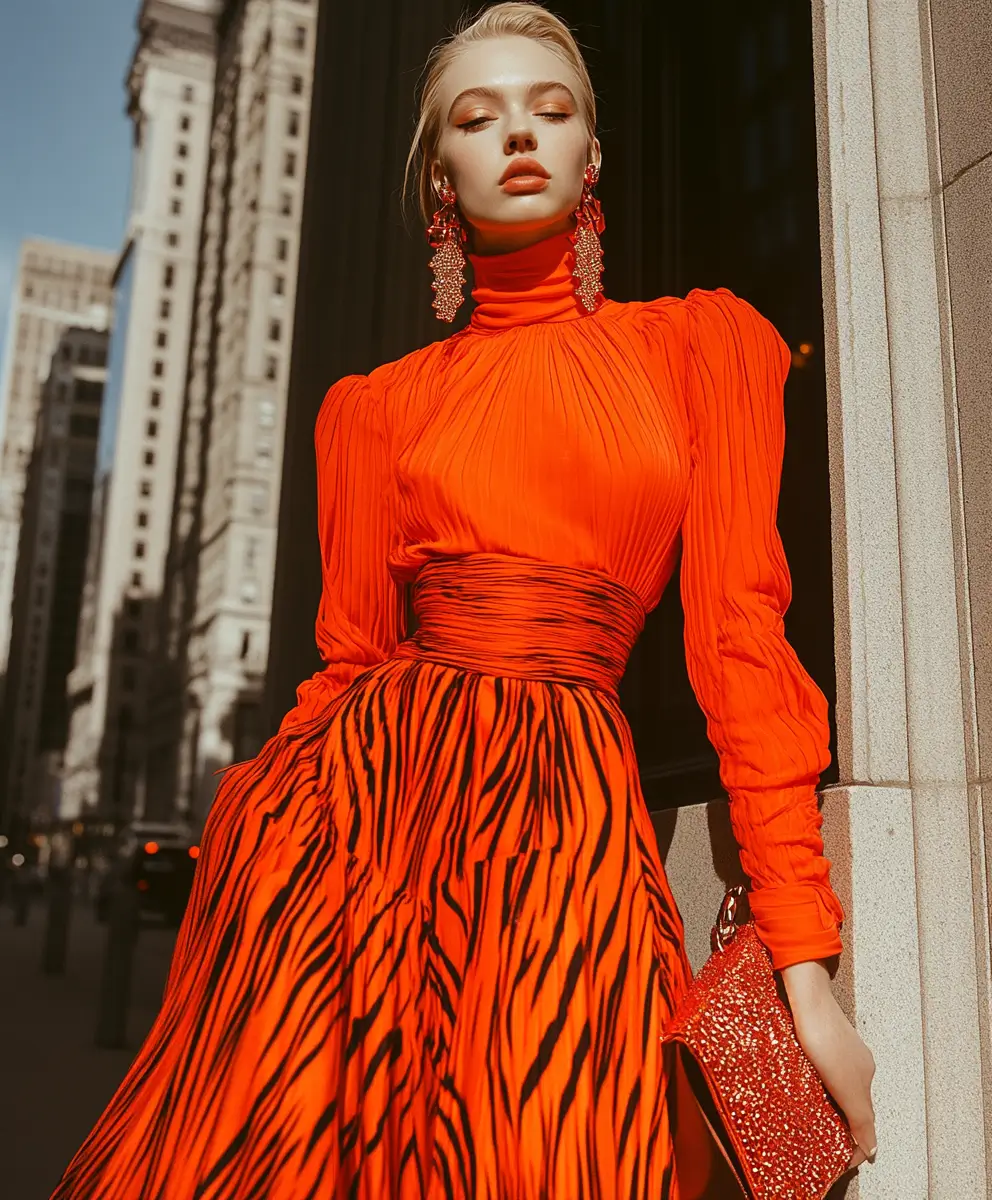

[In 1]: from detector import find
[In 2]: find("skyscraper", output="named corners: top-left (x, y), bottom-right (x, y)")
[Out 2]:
top-left (0, 242), bottom-right (114, 695)
top-left (147, 0), bottom-right (317, 824)
top-left (0, 325), bottom-right (110, 833)
top-left (61, 0), bottom-right (219, 824)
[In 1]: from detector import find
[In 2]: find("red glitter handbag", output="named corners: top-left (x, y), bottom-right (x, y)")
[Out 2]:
top-left (660, 886), bottom-right (858, 1200)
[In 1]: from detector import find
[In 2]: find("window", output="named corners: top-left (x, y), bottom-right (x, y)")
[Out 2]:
top-left (152, 360), bottom-right (164, 377)
top-left (170, 197), bottom-right (182, 216)
top-left (265, 356), bottom-right (278, 382)
top-left (280, 192), bottom-right (293, 217)
top-left (179, 114), bottom-right (191, 132)
top-left (273, 274), bottom-right (285, 296)
top-left (287, 110), bottom-right (301, 137)
top-left (131, 571), bottom-right (143, 589)
top-left (251, 485), bottom-right (266, 515)
top-left (177, 142), bottom-right (188, 159)
top-left (123, 630), bottom-right (140, 654)
top-left (268, 318), bottom-right (281, 342)
top-left (284, 151), bottom-right (297, 178)
top-left (144, 450), bottom-right (155, 466)
top-left (293, 25), bottom-right (306, 50)
top-left (159, 298), bottom-right (171, 319)
top-left (276, 237), bottom-right (289, 262)
top-left (182, 84), bottom-right (194, 102)
top-left (163, 264), bottom-right (175, 288)
top-left (156, 330), bottom-right (168, 347)
top-left (126, 598), bottom-right (141, 619)
top-left (167, 232), bottom-right (179, 247)
top-left (139, 479), bottom-right (152, 497)
top-left (291, 74), bottom-right (304, 95)
top-left (137, 511), bottom-right (148, 527)
top-left (134, 541), bottom-right (146, 559)
top-left (146, 420), bottom-right (158, 438)
top-left (240, 631), bottom-right (251, 660)
top-left (150, 389), bottom-right (162, 408)
top-left (174, 170), bottom-right (185, 188)
top-left (122, 666), bottom-right (135, 692)
top-left (258, 398), bottom-right (275, 427)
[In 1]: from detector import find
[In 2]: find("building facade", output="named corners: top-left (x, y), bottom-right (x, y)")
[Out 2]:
top-left (146, 0), bottom-right (316, 824)
top-left (61, 0), bottom-right (218, 824)
top-left (0, 242), bottom-right (114, 698)
top-left (0, 326), bottom-right (109, 835)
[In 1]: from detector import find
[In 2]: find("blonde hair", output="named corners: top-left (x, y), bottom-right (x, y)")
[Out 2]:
top-left (404, 2), bottom-right (598, 225)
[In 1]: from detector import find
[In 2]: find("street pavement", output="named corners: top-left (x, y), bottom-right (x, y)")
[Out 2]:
top-left (0, 894), bottom-right (177, 1199)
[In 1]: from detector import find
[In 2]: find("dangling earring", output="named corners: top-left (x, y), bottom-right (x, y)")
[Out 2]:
top-left (570, 163), bottom-right (606, 313)
top-left (426, 181), bottom-right (468, 322)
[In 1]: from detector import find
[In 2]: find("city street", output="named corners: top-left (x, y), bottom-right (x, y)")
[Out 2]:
top-left (0, 896), bottom-right (176, 1199)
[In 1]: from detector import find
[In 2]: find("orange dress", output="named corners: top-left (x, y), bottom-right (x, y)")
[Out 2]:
top-left (53, 230), bottom-right (844, 1199)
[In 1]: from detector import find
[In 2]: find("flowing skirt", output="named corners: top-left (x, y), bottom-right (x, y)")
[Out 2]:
top-left (51, 555), bottom-right (705, 1199)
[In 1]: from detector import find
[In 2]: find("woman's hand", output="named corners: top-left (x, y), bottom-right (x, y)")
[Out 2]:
top-left (779, 959), bottom-right (877, 1172)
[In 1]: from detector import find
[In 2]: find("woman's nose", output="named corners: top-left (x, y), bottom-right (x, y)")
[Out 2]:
top-left (505, 128), bottom-right (538, 155)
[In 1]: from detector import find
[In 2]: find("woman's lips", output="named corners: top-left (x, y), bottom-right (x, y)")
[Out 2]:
top-left (499, 158), bottom-right (550, 193)
top-left (500, 175), bottom-right (551, 194)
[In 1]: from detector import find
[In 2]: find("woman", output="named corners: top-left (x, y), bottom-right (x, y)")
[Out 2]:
top-left (53, 4), bottom-right (876, 1196)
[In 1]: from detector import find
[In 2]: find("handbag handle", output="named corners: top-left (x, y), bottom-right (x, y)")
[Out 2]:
top-left (711, 884), bottom-right (749, 953)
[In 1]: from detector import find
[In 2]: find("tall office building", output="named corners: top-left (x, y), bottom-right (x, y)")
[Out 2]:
top-left (0, 242), bottom-right (114, 696)
top-left (0, 326), bottom-right (109, 833)
top-left (61, 0), bottom-right (219, 824)
top-left (146, 0), bottom-right (316, 824)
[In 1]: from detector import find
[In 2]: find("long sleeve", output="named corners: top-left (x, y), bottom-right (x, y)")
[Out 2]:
top-left (279, 372), bottom-right (406, 732)
top-left (677, 288), bottom-right (845, 971)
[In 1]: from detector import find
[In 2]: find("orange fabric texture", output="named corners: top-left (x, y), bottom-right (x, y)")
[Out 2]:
top-left (51, 229), bottom-right (843, 1200)
top-left (288, 229), bottom-right (844, 970)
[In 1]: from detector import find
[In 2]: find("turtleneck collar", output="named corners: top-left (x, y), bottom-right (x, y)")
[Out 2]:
top-left (467, 229), bottom-right (601, 331)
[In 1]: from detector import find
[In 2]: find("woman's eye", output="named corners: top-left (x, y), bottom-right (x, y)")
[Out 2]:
top-left (459, 111), bottom-right (571, 130)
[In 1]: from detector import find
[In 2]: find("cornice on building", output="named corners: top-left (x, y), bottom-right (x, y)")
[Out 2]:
top-left (126, 0), bottom-right (222, 124)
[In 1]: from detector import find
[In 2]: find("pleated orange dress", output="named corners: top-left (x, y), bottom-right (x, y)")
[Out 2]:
top-left (52, 229), bottom-right (845, 1199)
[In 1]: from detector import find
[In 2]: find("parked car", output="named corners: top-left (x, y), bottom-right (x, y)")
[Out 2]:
top-left (95, 821), bottom-right (199, 928)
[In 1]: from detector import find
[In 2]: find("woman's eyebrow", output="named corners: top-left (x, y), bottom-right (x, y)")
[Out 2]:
top-left (447, 80), bottom-right (576, 120)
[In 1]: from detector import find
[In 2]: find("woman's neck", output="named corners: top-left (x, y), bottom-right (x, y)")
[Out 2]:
top-left (467, 226), bottom-right (600, 331)
top-left (468, 211), bottom-right (577, 257)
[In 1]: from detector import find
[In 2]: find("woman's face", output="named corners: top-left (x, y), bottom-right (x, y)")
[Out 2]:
top-left (432, 35), bottom-right (601, 255)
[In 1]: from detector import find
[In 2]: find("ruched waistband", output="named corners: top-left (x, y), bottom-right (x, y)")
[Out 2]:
top-left (392, 552), bottom-right (646, 695)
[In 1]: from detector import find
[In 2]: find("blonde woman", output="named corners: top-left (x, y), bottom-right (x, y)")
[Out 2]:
top-left (53, 4), bottom-right (876, 1196)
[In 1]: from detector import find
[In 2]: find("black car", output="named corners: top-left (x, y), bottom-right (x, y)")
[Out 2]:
top-left (95, 822), bottom-right (199, 928)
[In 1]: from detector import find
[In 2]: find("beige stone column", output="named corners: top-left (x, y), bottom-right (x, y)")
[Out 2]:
top-left (811, 0), bottom-right (992, 1195)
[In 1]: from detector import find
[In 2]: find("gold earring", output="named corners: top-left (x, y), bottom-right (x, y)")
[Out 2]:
top-left (426, 181), bottom-right (468, 322)
top-left (570, 163), bottom-right (606, 313)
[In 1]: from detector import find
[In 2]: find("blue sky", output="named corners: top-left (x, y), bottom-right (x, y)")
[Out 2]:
top-left (0, 0), bottom-right (139, 371)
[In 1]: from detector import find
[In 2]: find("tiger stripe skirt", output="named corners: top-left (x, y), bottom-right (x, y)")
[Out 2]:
top-left (52, 553), bottom-right (704, 1199)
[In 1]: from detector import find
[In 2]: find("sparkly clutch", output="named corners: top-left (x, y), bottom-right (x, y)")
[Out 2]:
top-left (660, 886), bottom-right (858, 1200)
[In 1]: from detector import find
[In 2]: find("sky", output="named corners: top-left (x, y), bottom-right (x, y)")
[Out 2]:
top-left (0, 0), bottom-right (139, 373)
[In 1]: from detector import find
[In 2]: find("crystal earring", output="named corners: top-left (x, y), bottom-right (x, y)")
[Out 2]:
top-left (570, 163), bottom-right (606, 313)
top-left (426, 181), bottom-right (468, 322)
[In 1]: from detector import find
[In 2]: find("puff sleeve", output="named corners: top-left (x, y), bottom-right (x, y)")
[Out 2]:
top-left (279, 373), bottom-right (406, 732)
top-left (678, 288), bottom-right (845, 971)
